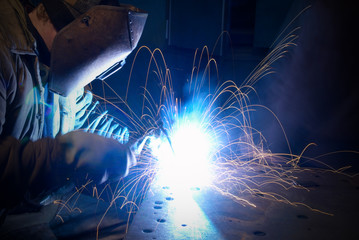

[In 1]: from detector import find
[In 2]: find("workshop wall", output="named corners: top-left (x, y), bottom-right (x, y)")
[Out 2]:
top-left (252, 0), bottom-right (359, 170)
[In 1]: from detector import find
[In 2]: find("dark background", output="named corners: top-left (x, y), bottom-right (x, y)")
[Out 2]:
top-left (92, 0), bottom-right (359, 171)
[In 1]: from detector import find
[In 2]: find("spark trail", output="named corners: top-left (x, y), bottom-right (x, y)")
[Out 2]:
top-left (54, 27), bottom-right (357, 239)
top-left (87, 29), bottom-right (311, 210)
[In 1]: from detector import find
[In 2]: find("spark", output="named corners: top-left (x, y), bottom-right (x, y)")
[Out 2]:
top-left (54, 26), bottom-right (358, 239)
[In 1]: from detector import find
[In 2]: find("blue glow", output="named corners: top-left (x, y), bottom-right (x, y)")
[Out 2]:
top-left (164, 188), bottom-right (221, 239)
top-left (151, 116), bottom-right (216, 193)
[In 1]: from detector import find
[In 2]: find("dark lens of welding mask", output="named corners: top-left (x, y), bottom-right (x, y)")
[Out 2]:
top-left (49, 5), bottom-right (147, 96)
top-left (96, 59), bottom-right (126, 81)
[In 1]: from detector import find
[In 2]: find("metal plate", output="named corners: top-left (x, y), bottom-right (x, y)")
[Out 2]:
top-left (125, 171), bottom-right (359, 239)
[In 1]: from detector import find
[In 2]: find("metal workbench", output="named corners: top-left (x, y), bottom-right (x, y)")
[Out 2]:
top-left (125, 170), bottom-right (359, 239)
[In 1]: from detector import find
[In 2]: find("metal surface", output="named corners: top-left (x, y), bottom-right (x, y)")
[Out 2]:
top-left (125, 182), bottom-right (223, 239)
top-left (125, 170), bottom-right (359, 239)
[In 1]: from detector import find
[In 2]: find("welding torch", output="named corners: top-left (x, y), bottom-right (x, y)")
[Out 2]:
top-left (157, 121), bottom-right (174, 153)
top-left (129, 119), bottom-right (174, 157)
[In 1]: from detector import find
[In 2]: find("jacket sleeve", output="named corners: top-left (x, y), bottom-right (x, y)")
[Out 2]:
top-left (0, 136), bottom-right (69, 209)
top-left (0, 52), bottom-right (69, 209)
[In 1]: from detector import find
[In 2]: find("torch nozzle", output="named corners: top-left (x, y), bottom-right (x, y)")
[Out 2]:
top-left (155, 120), bottom-right (174, 153)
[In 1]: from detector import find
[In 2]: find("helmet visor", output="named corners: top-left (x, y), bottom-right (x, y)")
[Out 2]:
top-left (49, 5), bottom-right (147, 96)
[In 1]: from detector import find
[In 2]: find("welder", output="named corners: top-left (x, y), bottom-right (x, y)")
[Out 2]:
top-left (0, 0), bottom-right (147, 238)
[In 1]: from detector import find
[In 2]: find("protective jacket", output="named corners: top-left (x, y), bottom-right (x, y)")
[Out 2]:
top-left (0, 0), bottom-right (93, 208)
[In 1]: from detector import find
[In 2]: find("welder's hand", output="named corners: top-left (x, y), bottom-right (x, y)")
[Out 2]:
top-left (59, 131), bottom-right (136, 184)
top-left (84, 111), bottom-right (130, 144)
top-left (127, 130), bottom-right (155, 157)
top-left (74, 89), bottom-right (96, 130)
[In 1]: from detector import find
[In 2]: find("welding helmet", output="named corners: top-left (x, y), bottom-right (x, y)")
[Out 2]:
top-left (43, 0), bottom-right (147, 96)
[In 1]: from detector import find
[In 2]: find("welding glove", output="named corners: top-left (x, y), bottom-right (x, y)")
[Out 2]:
top-left (73, 89), bottom-right (97, 130)
top-left (58, 131), bottom-right (136, 184)
top-left (0, 131), bottom-right (155, 210)
top-left (84, 111), bottom-right (129, 144)
top-left (129, 133), bottom-right (153, 156)
top-left (0, 131), bottom-right (139, 209)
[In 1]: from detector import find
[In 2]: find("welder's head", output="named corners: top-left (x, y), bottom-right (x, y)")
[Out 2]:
top-left (42, 0), bottom-right (147, 96)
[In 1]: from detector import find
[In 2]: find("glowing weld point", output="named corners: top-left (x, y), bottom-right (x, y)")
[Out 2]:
top-left (152, 120), bottom-right (215, 193)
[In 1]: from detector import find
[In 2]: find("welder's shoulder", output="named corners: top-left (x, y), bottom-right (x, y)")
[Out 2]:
top-left (0, 0), bottom-right (34, 92)
top-left (0, 0), bottom-right (35, 53)
top-left (0, 0), bottom-right (24, 43)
